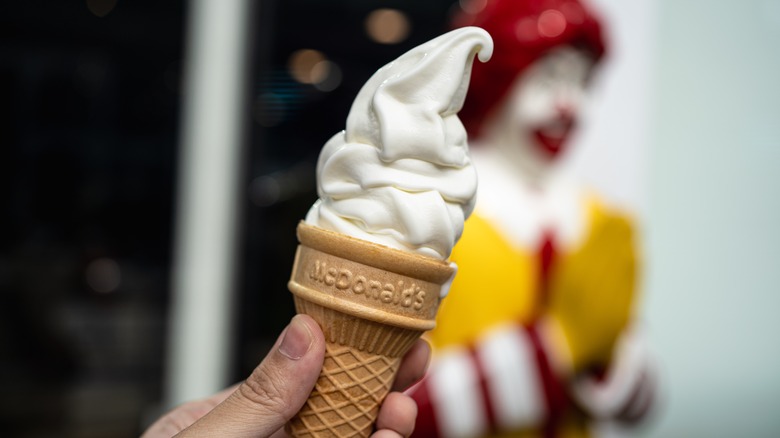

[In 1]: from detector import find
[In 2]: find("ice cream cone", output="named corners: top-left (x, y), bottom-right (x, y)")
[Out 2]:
top-left (287, 221), bottom-right (454, 437)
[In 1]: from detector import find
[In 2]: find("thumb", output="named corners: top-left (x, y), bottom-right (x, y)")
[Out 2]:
top-left (179, 314), bottom-right (325, 437)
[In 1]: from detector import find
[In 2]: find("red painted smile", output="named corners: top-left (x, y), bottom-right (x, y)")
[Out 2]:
top-left (532, 115), bottom-right (575, 159)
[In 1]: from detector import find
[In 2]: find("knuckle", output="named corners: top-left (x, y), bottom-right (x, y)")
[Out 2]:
top-left (238, 365), bottom-right (290, 417)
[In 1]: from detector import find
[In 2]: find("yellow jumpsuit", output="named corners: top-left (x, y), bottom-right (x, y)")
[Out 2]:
top-left (421, 194), bottom-right (639, 438)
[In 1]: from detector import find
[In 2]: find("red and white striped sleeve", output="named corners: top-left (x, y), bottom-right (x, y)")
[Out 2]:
top-left (409, 324), bottom-right (569, 437)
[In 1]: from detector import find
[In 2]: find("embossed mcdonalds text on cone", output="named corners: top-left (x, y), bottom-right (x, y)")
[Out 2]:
top-left (287, 222), bottom-right (454, 437)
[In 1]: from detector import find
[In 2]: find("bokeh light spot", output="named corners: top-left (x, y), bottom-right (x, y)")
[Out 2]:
top-left (307, 59), bottom-right (329, 85)
top-left (86, 0), bottom-right (117, 18)
top-left (288, 49), bottom-right (326, 84)
top-left (313, 61), bottom-right (342, 92)
top-left (515, 17), bottom-right (538, 42)
top-left (561, 2), bottom-right (585, 25)
top-left (365, 9), bottom-right (411, 44)
top-left (459, 0), bottom-right (487, 15)
top-left (538, 10), bottom-right (567, 38)
top-left (249, 176), bottom-right (280, 207)
top-left (86, 258), bottom-right (121, 293)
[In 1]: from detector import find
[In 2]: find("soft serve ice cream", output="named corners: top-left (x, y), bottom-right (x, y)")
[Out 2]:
top-left (305, 27), bottom-right (493, 260)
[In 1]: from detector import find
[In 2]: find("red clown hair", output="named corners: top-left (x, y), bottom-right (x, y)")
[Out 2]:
top-left (453, 0), bottom-right (608, 140)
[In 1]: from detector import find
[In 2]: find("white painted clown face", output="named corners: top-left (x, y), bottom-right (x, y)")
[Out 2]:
top-left (484, 46), bottom-right (594, 178)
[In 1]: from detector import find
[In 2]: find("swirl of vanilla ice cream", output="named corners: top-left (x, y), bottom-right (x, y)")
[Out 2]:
top-left (305, 27), bottom-right (493, 260)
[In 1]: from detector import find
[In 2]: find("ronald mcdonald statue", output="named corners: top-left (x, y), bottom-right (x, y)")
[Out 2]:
top-left (409, 0), bottom-right (656, 436)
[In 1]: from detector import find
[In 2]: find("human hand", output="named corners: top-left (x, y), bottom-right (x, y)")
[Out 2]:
top-left (142, 314), bottom-right (430, 438)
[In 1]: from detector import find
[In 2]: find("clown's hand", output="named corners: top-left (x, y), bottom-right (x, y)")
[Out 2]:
top-left (569, 329), bottom-right (656, 424)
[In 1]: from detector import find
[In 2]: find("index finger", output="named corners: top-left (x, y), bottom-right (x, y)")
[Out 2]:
top-left (392, 339), bottom-right (431, 392)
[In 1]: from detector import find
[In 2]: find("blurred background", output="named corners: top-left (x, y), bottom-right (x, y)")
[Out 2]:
top-left (1, 0), bottom-right (778, 437)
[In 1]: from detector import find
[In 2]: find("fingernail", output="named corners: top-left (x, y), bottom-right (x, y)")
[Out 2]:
top-left (278, 315), bottom-right (313, 360)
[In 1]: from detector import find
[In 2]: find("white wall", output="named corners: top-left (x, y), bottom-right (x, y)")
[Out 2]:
top-left (644, 0), bottom-right (780, 436)
top-left (565, 0), bottom-right (656, 217)
top-left (565, 0), bottom-right (780, 436)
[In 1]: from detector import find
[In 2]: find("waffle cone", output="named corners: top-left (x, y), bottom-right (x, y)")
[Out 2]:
top-left (287, 222), bottom-right (454, 437)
